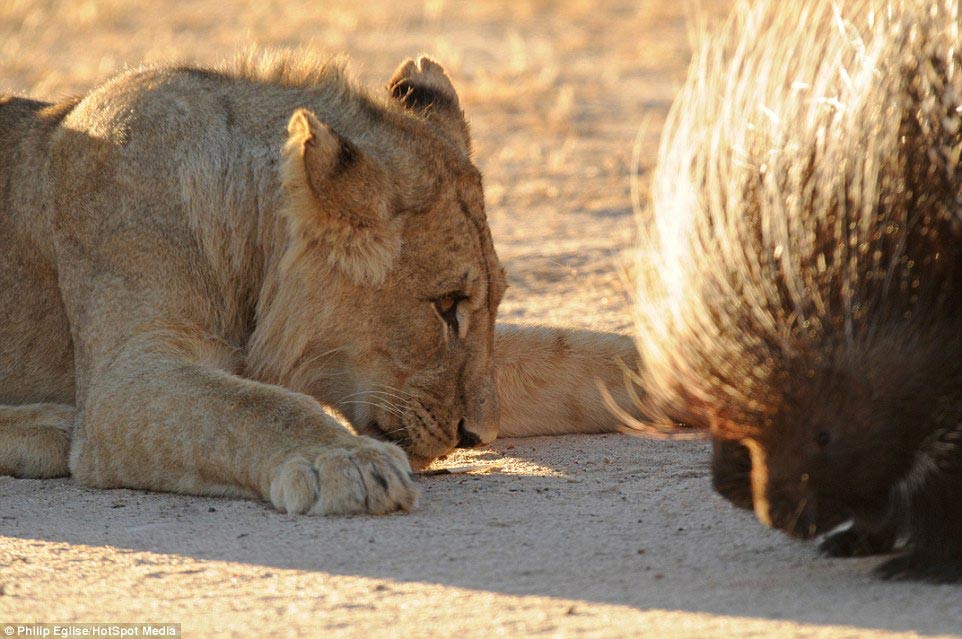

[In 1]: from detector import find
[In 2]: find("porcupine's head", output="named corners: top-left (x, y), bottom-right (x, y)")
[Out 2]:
top-left (635, 0), bottom-right (962, 538)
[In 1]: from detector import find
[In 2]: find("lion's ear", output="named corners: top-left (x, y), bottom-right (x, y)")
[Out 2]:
top-left (280, 108), bottom-right (401, 286)
top-left (387, 56), bottom-right (471, 155)
top-left (287, 109), bottom-right (356, 193)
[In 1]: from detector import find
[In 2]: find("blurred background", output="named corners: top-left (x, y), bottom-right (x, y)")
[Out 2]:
top-left (0, 0), bottom-right (730, 331)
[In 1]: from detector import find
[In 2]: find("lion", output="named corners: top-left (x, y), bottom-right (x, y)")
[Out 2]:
top-left (0, 50), bottom-right (638, 515)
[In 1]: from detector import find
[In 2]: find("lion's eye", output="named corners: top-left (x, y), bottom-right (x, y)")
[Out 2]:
top-left (433, 292), bottom-right (465, 334)
top-left (436, 295), bottom-right (457, 314)
top-left (815, 431), bottom-right (831, 447)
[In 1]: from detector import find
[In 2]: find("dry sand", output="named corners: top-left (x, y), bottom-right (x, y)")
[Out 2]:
top-left (1, 1), bottom-right (960, 637)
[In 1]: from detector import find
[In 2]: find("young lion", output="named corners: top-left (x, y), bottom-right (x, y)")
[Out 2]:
top-left (0, 51), bottom-right (637, 515)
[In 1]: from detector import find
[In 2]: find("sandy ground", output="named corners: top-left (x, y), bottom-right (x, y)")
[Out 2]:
top-left (1, 0), bottom-right (961, 637)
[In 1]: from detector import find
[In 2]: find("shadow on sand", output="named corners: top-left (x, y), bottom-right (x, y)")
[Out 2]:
top-left (3, 434), bottom-right (960, 635)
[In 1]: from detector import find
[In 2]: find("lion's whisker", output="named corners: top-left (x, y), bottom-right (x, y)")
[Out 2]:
top-left (337, 400), bottom-right (405, 419)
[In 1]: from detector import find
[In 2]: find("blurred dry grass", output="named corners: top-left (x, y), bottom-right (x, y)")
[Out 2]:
top-left (0, 0), bottom-right (732, 329)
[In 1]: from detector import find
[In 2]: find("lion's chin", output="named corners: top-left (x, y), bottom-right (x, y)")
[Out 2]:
top-left (363, 420), bottom-right (456, 471)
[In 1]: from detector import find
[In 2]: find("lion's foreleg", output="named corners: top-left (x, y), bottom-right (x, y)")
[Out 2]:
top-left (70, 338), bottom-right (418, 515)
top-left (493, 324), bottom-right (643, 437)
top-left (0, 403), bottom-right (73, 478)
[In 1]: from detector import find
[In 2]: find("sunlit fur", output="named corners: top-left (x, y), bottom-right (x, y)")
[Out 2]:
top-left (636, 0), bottom-right (962, 581)
top-left (0, 49), bottom-right (641, 513)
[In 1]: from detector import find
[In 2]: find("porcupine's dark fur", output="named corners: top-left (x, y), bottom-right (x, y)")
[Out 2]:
top-left (635, 0), bottom-right (962, 582)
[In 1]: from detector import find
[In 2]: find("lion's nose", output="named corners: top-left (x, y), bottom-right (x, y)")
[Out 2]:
top-left (456, 418), bottom-right (483, 448)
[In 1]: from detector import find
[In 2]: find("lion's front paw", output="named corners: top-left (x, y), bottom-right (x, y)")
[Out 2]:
top-left (268, 437), bottom-right (419, 515)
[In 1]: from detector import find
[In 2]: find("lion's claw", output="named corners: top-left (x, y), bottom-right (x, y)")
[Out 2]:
top-left (269, 437), bottom-right (419, 515)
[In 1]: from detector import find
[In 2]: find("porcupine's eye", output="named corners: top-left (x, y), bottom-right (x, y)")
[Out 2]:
top-left (815, 431), bottom-right (831, 447)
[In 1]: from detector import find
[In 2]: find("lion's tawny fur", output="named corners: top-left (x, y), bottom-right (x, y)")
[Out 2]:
top-left (0, 49), bottom-right (639, 514)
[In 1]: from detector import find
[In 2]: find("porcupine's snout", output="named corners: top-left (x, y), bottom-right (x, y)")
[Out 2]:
top-left (755, 482), bottom-right (820, 539)
top-left (742, 441), bottom-right (819, 539)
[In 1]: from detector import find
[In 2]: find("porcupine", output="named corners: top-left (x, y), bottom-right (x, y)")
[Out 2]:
top-left (634, 0), bottom-right (962, 582)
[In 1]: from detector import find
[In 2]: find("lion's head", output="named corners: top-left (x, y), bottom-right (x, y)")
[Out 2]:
top-left (249, 56), bottom-right (507, 468)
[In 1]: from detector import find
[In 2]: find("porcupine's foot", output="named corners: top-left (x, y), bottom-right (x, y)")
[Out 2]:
top-left (875, 423), bottom-right (962, 581)
top-left (819, 523), bottom-right (896, 558)
top-left (875, 553), bottom-right (962, 583)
